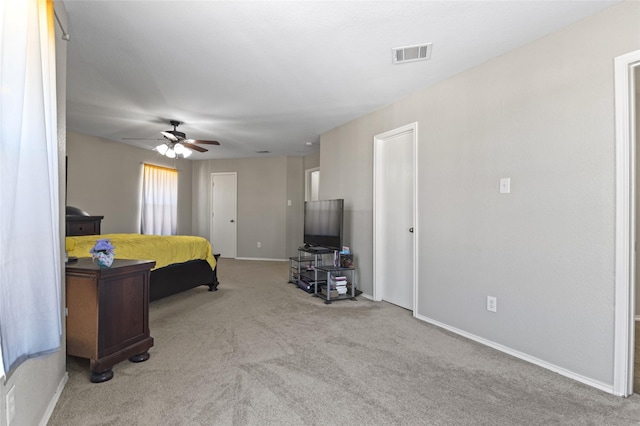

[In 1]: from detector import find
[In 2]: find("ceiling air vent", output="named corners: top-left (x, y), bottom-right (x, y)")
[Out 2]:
top-left (392, 43), bottom-right (432, 64)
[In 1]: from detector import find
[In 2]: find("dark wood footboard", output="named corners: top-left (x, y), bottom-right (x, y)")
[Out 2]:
top-left (149, 259), bottom-right (218, 301)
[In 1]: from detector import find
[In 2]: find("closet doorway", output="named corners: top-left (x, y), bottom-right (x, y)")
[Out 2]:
top-left (306, 167), bottom-right (320, 201)
top-left (210, 172), bottom-right (237, 258)
top-left (373, 123), bottom-right (418, 312)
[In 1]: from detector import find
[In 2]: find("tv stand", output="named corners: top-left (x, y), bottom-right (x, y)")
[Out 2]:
top-left (289, 246), bottom-right (357, 303)
top-left (288, 246), bottom-right (334, 292)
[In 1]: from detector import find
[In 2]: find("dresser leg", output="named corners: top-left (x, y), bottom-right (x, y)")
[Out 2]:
top-left (129, 351), bottom-right (150, 363)
top-left (90, 369), bottom-right (114, 383)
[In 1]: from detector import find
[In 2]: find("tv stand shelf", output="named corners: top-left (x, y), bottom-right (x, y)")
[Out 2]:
top-left (314, 265), bottom-right (356, 304)
top-left (300, 246), bottom-right (334, 255)
top-left (289, 246), bottom-right (334, 292)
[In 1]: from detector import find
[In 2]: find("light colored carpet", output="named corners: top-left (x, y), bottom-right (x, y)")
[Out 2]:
top-left (49, 258), bottom-right (640, 425)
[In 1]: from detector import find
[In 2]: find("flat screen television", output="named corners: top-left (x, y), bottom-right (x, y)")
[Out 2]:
top-left (303, 199), bottom-right (344, 250)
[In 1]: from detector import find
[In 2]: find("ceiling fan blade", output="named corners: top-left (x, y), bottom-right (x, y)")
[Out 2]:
top-left (187, 139), bottom-right (220, 145)
top-left (161, 131), bottom-right (179, 142)
top-left (185, 143), bottom-right (208, 153)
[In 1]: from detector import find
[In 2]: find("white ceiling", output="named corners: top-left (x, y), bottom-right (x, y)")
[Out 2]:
top-left (63, 0), bottom-right (620, 160)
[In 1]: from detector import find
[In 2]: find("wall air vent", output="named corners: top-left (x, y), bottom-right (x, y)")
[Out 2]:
top-left (392, 43), bottom-right (432, 64)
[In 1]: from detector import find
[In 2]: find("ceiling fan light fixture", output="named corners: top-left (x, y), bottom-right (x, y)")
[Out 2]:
top-left (137, 121), bottom-right (219, 158)
top-left (174, 143), bottom-right (185, 154)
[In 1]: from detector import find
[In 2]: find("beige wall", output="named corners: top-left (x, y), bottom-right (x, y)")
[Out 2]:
top-left (304, 151), bottom-right (320, 171)
top-left (192, 154), bottom-right (312, 259)
top-left (320, 1), bottom-right (640, 389)
top-left (66, 132), bottom-right (193, 235)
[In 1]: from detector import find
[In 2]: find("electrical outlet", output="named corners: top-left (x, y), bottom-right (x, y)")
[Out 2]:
top-left (257, 242), bottom-right (261, 248)
top-left (487, 296), bottom-right (497, 313)
top-left (6, 385), bottom-right (15, 426)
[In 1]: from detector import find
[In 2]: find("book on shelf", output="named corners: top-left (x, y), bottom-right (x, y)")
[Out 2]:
top-left (330, 275), bottom-right (348, 283)
top-left (326, 283), bottom-right (347, 290)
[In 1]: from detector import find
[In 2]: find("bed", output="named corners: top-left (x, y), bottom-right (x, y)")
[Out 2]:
top-left (65, 222), bottom-right (219, 301)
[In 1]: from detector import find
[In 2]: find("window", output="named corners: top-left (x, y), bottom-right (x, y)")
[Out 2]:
top-left (141, 164), bottom-right (178, 235)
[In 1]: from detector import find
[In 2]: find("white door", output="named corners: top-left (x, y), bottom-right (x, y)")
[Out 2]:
top-left (210, 172), bottom-right (237, 258)
top-left (374, 123), bottom-right (417, 311)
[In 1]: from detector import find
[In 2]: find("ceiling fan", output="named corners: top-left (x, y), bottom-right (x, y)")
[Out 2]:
top-left (123, 120), bottom-right (220, 158)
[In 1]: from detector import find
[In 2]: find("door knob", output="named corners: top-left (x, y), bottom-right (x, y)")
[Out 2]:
top-left (409, 227), bottom-right (414, 233)
top-left (230, 220), bottom-right (235, 223)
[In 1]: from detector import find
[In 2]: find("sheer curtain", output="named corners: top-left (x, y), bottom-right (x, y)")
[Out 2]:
top-left (141, 164), bottom-right (178, 235)
top-left (0, 0), bottom-right (62, 376)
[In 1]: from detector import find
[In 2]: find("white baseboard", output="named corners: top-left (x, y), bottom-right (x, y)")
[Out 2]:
top-left (359, 292), bottom-right (374, 301)
top-left (414, 313), bottom-right (614, 395)
top-left (39, 371), bottom-right (68, 426)
top-left (233, 257), bottom-right (287, 262)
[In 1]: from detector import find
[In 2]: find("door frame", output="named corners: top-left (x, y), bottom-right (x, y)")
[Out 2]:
top-left (373, 122), bottom-right (419, 314)
top-left (614, 49), bottom-right (640, 397)
top-left (210, 172), bottom-right (238, 258)
top-left (305, 167), bottom-right (320, 201)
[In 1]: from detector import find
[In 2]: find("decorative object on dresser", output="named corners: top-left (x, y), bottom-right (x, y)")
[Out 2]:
top-left (90, 238), bottom-right (115, 268)
top-left (65, 258), bottom-right (155, 383)
top-left (65, 205), bottom-right (103, 236)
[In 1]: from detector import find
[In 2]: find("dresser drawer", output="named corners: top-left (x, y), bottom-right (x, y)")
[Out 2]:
top-left (66, 216), bottom-right (103, 236)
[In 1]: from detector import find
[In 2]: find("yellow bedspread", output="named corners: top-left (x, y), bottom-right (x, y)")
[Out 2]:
top-left (65, 234), bottom-right (216, 271)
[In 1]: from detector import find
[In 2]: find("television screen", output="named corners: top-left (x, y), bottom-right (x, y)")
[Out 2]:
top-left (303, 199), bottom-right (344, 249)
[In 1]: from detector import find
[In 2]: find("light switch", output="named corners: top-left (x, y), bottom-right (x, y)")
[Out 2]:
top-left (287, 200), bottom-right (292, 206)
top-left (500, 178), bottom-right (511, 194)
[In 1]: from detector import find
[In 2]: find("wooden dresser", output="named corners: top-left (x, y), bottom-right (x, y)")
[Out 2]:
top-left (65, 258), bottom-right (155, 383)
top-left (66, 215), bottom-right (104, 236)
